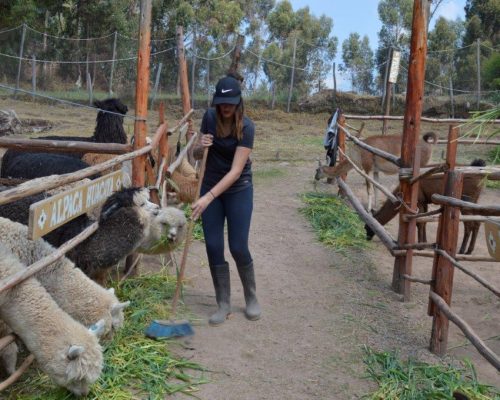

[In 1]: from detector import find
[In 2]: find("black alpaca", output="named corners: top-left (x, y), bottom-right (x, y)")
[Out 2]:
top-left (1, 98), bottom-right (128, 175)
top-left (0, 187), bottom-right (158, 283)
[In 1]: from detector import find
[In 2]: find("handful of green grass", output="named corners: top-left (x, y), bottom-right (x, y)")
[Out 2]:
top-left (4, 271), bottom-right (207, 399)
top-left (363, 347), bottom-right (499, 400)
top-left (300, 192), bottom-right (369, 253)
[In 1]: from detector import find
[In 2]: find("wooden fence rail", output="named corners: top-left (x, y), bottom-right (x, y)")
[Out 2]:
top-left (344, 114), bottom-right (500, 124)
top-left (0, 137), bottom-right (132, 154)
top-left (432, 194), bottom-right (500, 215)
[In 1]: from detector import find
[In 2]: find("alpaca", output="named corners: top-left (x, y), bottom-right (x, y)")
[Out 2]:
top-left (315, 132), bottom-right (438, 211)
top-left (0, 244), bottom-right (103, 396)
top-left (0, 98), bottom-right (128, 175)
top-left (0, 217), bottom-right (129, 339)
top-left (365, 159), bottom-right (487, 254)
top-left (0, 187), bottom-right (167, 284)
top-left (138, 206), bottom-right (187, 254)
top-left (0, 152), bottom-right (97, 179)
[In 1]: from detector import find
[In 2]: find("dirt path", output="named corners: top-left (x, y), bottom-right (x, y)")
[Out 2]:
top-left (170, 163), bottom-right (497, 400)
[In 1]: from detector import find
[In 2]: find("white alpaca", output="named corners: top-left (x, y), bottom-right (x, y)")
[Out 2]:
top-left (0, 244), bottom-right (103, 396)
top-left (0, 217), bottom-right (129, 339)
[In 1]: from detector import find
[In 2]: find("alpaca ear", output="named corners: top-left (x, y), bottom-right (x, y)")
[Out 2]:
top-left (88, 319), bottom-right (106, 338)
top-left (67, 345), bottom-right (85, 360)
top-left (111, 301), bottom-right (130, 316)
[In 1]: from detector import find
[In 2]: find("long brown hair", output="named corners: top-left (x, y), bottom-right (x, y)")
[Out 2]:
top-left (215, 99), bottom-right (244, 141)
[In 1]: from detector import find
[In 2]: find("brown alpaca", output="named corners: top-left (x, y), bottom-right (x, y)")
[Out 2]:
top-left (365, 159), bottom-right (487, 254)
top-left (315, 132), bottom-right (437, 210)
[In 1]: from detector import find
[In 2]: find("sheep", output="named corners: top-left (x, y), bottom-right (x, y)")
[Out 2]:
top-left (0, 244), bottom-right (103, 396)
top-left (0, 216), bottom-right (129, 339)
top-left (1, 98), bottom-right (128, 176)
top-left (0, 187), bottom-right (163, 284)
top-left (365, 159), bottom-right (487, 254)
top-left (315, 132), bottom-right (438, 211)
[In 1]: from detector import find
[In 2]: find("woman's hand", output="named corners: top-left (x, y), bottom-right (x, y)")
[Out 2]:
top-left (191, 194), bottom-right (212, 220)
top-left (200, 134), bottom-right (213, 147)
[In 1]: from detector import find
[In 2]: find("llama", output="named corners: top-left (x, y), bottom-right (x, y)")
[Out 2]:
top-left (0, 98), bottom-right (128, 175)
top-left (315, 132), bottom-right (438, 211)
top-left (365, 159), bottom-right (487, 254)
top-left (0, 244), bottom-right (103, 396)
top-left (0, 187), bottom-right (186, 284)
top-left (0, 217), bottom-right (129, 339)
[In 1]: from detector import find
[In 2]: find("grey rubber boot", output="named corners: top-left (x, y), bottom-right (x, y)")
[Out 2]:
top-left (209, 263), bottom-right (231, 326)
top-left (236, 262), bottom-right (261, 320)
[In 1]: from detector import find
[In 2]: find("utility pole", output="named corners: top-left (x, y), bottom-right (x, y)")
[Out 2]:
top-left (476, 38), bottom-right (481, 109)
top-left (15, 23), bottom-right (26, 98)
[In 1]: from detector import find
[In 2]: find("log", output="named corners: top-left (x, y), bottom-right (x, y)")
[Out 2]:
top-left (0, 138), bottom-right (160, 206)
top-left (338, 125), bottom-right (401, 166)
top-left (409, 215), bottom-right (500, 223)
top-left (400, 166), bottom-right (500, 180)
top-left (403, 274), bottom-right (433, 284)
top-left (0, 335), bottom-right (15, 352)
top-left (0, 137), bottom-right (132, 154)
top-left (398, 242), bottom-right (436, 250)
top-left (404, 207), bottom-right (443, 220)
top-left (432, 194), bottom-right (500, 216)
top-left (0, 222), bottom-right (98, 295)
top-left (344, 114), bottom-right (500, 124)
top-left (429, 291), bottom-right (500, 371)
top-left (167, 109), bottom-right (194, 136)
top-left (0, 354), bottom-right (35, 392)
top-left (409, 164), bottom-right (447, 184)
top-left (434, 249), bottom-right (500, 298)
top-left (338, 147), bottom-right (399, 204)
top-left (336, 178), bottom-right (398, 251)
top-left (411, 250), bottom-right (498, 262)
top-left (166, 132), bottom-right (199, 176)
top-left (437, 139), bottom-right (500, 145)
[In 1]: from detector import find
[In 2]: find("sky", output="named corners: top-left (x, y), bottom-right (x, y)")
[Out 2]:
top-left (288, 0), bottom-right (467, 90)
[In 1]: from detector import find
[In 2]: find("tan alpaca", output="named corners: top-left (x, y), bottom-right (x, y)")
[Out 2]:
top-left (315, 132), bottom-right (437, 210)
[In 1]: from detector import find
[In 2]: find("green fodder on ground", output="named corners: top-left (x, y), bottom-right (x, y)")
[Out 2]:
top-left (4, 271), bottom-right (206, 400)
top-left (182, 204), bottom-right (204, 242)
top-left (363, 347), bottom-right (500, 400)
top-left (300, 192), bottom-right (369, 254)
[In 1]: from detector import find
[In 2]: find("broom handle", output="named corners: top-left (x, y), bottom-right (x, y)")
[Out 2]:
top-left (171, 146), bottom-right (209, 316)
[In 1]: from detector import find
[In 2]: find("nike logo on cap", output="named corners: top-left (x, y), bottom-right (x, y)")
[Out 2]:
top-left (221, 89), bottom-right (233, 93)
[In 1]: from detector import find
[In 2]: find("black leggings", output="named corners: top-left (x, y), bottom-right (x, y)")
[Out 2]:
top-left (201, 185), bottom-right (253, 268)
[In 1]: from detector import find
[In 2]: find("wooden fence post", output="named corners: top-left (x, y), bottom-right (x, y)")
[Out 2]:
top-left (287, 34), bottom-right (297, 113)
top-left (337, 113), bottom-right (347, 192)
top-left (382, 48), bottom-right (394, 135)
top-left (392, 0), bottom-right (430, 296)
top-left (14, 23), bottom-right (26, 98)
top-left (429, 171), bottom-right (464, 355)
top-left (132, 0), bottom-right (152, 187)
top-left (31, 55), bottom-right (36, 100)
top-left (109, 31), bottom-right (118, 96)
top-left (176, 26), bottom-right (192, 140)
top-left (191, 26), bottom-right (197, 109)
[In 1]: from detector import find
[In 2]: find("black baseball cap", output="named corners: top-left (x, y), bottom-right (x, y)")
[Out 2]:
top-left (212, 76), bottom-right (241, 106)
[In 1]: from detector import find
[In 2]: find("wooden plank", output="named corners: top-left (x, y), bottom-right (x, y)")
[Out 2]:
top-left (0, 137), bottom-right (131, 154)
top-left (132, 0), bottom-right (152, 187)
top-left (429, 171), bottom-right (463, 356)
top-left (431, 195), bottom-right (500, 215)
top-left (28, 170), bottom-right (122, 240)
top-left (400, 165), bottom-right (500, 180)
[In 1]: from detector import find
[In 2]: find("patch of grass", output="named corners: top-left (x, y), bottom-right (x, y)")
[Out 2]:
top-left (363, 347), bottom-right (500, 400)
top-left (299, 192), bottom-right (369, 254)
top-left (487, 146), bottom-right (500, 165)
top-left (253, 167), bottom-right (286, 181)
top-left (182, 204), bottom-right (204, 242)
top-left (5, 271), bottom-right (207, 399)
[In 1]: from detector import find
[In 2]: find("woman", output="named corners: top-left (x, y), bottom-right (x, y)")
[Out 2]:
top-left (191, 75), bottom-right (261, 326)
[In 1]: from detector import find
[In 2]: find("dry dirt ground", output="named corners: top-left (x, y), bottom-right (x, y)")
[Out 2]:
top-left (0, 98), bottom-right (498, 399)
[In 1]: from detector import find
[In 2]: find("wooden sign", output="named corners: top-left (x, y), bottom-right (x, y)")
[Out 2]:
top-left (28, 170), bottom-right (123, 240)
top-left (484, 219), bottom-right (500, 261)
top-left (388, 50), bottom-right (401, 84)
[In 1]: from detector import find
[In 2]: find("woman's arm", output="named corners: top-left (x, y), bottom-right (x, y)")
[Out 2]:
top-left (191, 146), bottom-right (251, 220)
